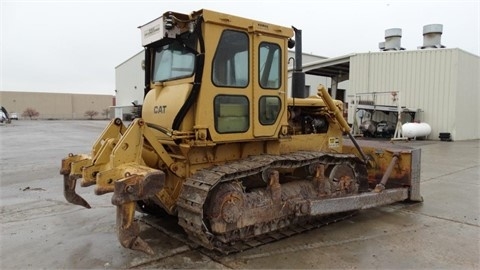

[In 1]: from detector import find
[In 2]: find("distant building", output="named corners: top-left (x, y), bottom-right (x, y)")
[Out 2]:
top-left (0, 91), bottom-right (114, 120)
top-left (348, 48), bottom-right (479, 141)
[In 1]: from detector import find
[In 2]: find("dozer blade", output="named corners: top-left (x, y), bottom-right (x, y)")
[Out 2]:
top-left (63, 174), bottom-right (91, 209)
top-left (111, 171), bottom-right (165, 255)
top-left (308, 188), bottom-right (409, 215)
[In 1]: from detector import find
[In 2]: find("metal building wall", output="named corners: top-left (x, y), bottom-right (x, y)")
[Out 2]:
top-left (455, 50), bottom-right (480, 140)
top-left (350, 48), bottom-right (479, 140)
top-left (0, 91), bottom-right (113, 120)
top-left (115, 50), bottom-right (145, 107)
top-left (287, 52), bottom-right (350, 98)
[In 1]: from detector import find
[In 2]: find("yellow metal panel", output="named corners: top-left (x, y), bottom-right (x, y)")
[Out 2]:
top-left (201, 9), bottom-right (293, 38)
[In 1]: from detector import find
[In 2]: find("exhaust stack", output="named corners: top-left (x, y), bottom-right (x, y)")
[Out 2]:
top-left (291, 26), bottom-right (307, 98)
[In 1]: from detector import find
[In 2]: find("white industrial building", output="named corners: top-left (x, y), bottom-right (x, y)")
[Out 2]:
top-left (114, 25), bottom-right (479, 141)
top-left (114, 51), bottom-right (144, 119)
top-left (348, 48), bottom-right (479, 141)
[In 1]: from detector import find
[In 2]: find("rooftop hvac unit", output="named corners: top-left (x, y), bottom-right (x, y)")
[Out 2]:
top-left (383, 28), bottom-right (405, 51)
top-left (420, 24), bottom-right (445, 49)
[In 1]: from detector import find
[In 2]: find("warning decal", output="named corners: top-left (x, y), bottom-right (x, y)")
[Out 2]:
top-left (328, 137), bottom-right (340, 148)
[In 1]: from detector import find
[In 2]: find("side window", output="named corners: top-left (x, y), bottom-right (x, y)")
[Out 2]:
top-left (259, 42), bottom-right (281, 89)
top-left (212, 30), bottom-right (249, 87)
top-left (259, 96), bottom-right (281, 125)
top-left (214, 95), bottom-right (249, 133)
top-left (153, 41), bottom-right (195, 82)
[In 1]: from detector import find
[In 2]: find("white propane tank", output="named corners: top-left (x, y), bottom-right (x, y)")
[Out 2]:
top-left (402, 122), bottom-right (432, 138)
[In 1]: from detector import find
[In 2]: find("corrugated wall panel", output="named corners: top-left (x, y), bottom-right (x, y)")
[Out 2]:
top-left (350, 49), bottom-right (466, 140)
top-left (455, 50), bottom-right (480, 140)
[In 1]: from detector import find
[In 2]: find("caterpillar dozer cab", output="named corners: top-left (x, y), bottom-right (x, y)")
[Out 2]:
top-left (60, 9), bottom-right (422, 255)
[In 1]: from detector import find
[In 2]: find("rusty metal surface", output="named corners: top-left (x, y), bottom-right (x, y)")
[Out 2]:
top-left (63, 174), bottom-right (91, 209)
top-left (110, 172), bottom-right (165, 254)
top-left (343, 138), bottom-right (421, 198)
top-left (111, 172), bottom-right (165, 206)
top-left (177, 151), bottom-right (372, 253)
top-left (308, 188), bottom-right (409, 215)
top-left (344, 138), bottom-right (416, 151)
top-left (176, 142), bottom-right (420, 254)
top-left (409, 146), bottom-right (422, 201)
top-left (374, 154), bottom-right (399, 192)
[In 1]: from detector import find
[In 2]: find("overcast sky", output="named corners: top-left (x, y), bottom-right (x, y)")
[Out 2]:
top-left (1, 0), bottom-right (479, 95)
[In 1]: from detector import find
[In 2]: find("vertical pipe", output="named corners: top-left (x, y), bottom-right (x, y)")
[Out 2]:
top-left (293, 27), bottom-right (302, 71)
top-left (291, 26), bottom-right (306, 98)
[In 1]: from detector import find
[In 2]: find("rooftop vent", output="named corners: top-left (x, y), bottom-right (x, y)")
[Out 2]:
top-left (420, 24), bottom-right (445, 49)
top-left (383, 28), bottom-right (405, 51)
top-left (378, 41), bottom-right (385, 51)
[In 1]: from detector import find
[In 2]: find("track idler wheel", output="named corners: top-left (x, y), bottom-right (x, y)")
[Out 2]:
top-left (111, 171), bottom-right (165, 255)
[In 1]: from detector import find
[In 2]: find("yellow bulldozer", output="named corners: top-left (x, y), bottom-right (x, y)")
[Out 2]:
top-left (60, 9), bottom-right (422, 255)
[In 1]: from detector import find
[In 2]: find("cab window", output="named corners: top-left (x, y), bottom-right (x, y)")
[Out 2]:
top-left (153, 41), bottom-right (195, 82)
top-left (212, 30), bottom-right (249, 87)
top-left (259, 96), bottom-right (281, 125)
top-left (259, 42), bottom-right (281, 89)
top-left (214, 95), bottom-right (249, 133)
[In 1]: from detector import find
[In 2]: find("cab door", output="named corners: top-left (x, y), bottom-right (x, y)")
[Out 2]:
top-left (252, 34), bottom-right (285, 137)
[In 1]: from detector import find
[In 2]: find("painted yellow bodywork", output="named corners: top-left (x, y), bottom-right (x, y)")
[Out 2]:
top-left (61, 9), bottom-right (414, 216)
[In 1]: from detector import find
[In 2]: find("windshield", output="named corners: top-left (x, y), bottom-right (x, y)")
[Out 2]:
top-left (153, 41), bottom-right (195, 82)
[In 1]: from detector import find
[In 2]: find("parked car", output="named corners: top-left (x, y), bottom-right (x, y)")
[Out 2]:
top-left (10, 112), bottom-right (18, 120)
